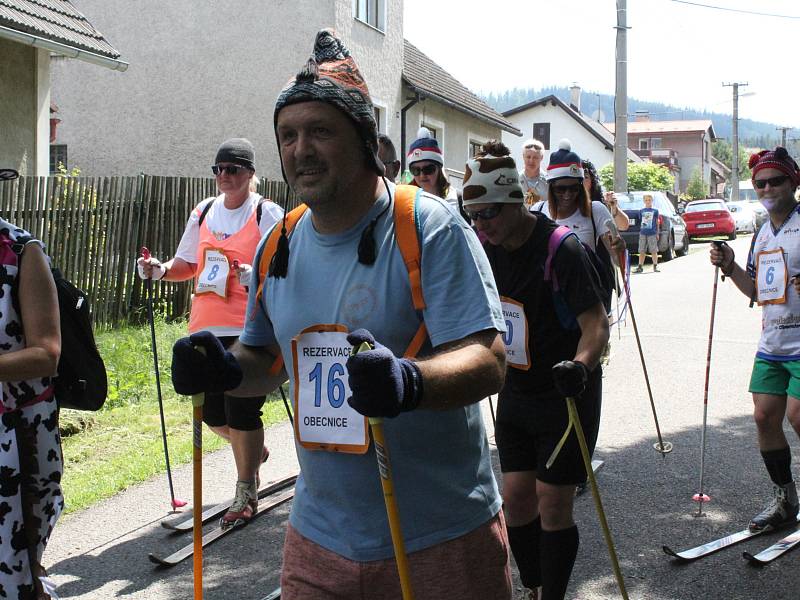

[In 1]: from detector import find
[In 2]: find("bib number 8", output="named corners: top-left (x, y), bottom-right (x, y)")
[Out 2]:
top-left (208, 264), bottom-right (219, 281)
top-left (309, 362), bottom-right (346, 408)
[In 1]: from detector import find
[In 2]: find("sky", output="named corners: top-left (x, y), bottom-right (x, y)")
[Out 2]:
top-left (403, 0), bottom-right (799, 131)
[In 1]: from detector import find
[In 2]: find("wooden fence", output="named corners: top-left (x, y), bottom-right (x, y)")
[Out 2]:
top-left (0, 175), bottom-right (294, 329)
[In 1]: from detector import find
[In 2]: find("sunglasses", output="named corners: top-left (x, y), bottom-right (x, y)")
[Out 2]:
top-left (212, 164), bottom-right (250, 176)
top-left (552, 183), bottom-right (582, 196)
top-left (465, 204), bottom-right (504, 222)
top-left (410, 164), bottom-right (438, 176)
top-left (753, 175), bottom-right (790, 189)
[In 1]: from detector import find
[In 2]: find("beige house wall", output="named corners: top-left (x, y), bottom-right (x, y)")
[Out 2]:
top-left (1, 41), bottom-right (50, 176)
top-left (629, 130), bottom-right (712, 192)
top-left (50, 0), bottom-right (403, 180)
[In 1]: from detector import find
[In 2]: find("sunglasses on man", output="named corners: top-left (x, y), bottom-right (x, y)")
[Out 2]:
top-left (211, 164), bottom-right (250, 176)
top-left (410, 164), bottom-right (438, 177)
top-left (753, 175), bottom-right (790, 189)
top-left (465, 204), bottom-right (504, 222)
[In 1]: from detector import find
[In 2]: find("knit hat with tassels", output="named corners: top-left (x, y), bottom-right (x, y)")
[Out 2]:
top-left (269, 28), bottom-right (384, 279)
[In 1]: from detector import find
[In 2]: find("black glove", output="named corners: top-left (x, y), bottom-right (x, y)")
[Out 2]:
top-left (345, 329), bottom-right (424, 418)
top-left (171, 331), bottom-right (243, 395)
top-left (552, 360), bottom-right (589, 398)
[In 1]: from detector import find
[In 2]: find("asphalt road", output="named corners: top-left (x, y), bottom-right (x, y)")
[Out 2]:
top-left (45, 234), bottom-right (800, 600)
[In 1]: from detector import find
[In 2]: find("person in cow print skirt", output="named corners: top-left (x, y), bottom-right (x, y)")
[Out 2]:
top-left (0, 170), bottom-right (63, 600)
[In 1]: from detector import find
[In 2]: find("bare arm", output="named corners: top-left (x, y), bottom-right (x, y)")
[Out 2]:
top-left (228, 341), bottom-right (287, 397)
top-left (161, 257), bottom-right (197, 281)
top-left (0, 244), bottom-right (60, 381)
top-left (574, 303), bottom-right (610, 371)
top-left (415, 329), bottom-right (506, 410)
top-left (605, 192), bottom-right (630, 231)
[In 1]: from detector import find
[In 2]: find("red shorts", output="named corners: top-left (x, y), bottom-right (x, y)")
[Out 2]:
top-left (280, 512), bottom-right (512, 600)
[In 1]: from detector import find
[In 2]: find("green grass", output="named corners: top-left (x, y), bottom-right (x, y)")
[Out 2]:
top-left (59, 316), bottom-right (290, 514)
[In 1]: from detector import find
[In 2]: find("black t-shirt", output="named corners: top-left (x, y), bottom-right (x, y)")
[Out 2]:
top-left (483, 214), bottom-right (604, 396)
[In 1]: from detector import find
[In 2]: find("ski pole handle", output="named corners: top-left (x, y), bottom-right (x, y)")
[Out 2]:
top-left (350, 341), bottom-right (415, 600)
top-left (141, 246), bottom-right (151, 260)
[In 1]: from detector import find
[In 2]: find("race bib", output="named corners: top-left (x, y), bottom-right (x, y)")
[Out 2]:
top-left (756, 249), bottom-right (788, 305)
top-left (291, 325), bottom-right (369, 454)
top-left (500, 297), bottom-right (530, 370)
top-left (196, 248), bottom-right (230, 298)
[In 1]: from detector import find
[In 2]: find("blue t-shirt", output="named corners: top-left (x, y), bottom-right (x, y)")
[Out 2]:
top-left (240, 184), bottom-right (505, 561)
top-left (639, 207), bottom-right (659, 236)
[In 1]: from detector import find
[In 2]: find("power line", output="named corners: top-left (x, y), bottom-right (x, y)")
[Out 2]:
top-left (668, 0), bottom-right (800, 19)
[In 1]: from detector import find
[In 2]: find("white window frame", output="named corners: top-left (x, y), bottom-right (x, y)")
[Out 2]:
top-left (372, 97), bottom-right (387, 133)
top-left (353, 0), bottom-right (386, 32)
top-left (467, 133), bottom-right (488, 162)
top-left (419, 115), bottom-right (446, 161)
top-left (639, 138), bottom-right (649, 150)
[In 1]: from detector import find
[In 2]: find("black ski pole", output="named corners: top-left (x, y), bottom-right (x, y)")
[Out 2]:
top-left (141, 247), bottom-right (186, 510)
top-left (278, 384), bottom-right (293, 426)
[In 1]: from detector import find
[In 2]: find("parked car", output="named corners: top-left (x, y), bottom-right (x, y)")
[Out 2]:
top-left (726, 200), bottom-right (758, 233)
top-left (618, 191), bottom-right (689, 261)
top-left (728, 180), bottom-right (768, 229)
top-left (683, 199), bottom-right (736, 241)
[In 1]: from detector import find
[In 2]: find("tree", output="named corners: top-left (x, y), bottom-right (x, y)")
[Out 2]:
top-left (712, 138), bottom-right (753, 183)
top-left (598, 161), bottom-right (675, 192)
top-left (684, 166), bottom-right (706, 200)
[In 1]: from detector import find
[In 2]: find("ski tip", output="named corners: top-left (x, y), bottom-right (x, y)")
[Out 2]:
top-left (148, 553), bottom-right (171, 567)
top-left (662, 546), bottom-right (689, 562)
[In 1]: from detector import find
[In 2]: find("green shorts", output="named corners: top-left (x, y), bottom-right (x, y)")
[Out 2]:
top-left (749, 358), bottom-right (800, 398)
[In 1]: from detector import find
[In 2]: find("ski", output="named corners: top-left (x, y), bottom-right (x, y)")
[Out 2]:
top-left (663, 515), bottom-right (800, 562)
top-left (743, 525), bottom-right (800, 565)
top-left (148, 486), bottom-right (295, 567)
top-left (160, 474), bottom-right (297, 532)
top-left (259, 588), bottom-right (281, 600)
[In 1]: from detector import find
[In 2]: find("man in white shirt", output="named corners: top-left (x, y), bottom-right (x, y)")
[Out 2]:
top-left (520, 139), bottom-right (548, 206)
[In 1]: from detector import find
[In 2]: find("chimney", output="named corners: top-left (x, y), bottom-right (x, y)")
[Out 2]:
top-left (569, 83), bottom-right (581, 112)
top-left (634, 110), bottom-right (651, 122)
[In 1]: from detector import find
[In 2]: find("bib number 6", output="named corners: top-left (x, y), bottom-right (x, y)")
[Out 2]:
top-left (766, 266), bottom-right (775, 285)
top-left (309, 362), bottom-right (346, 408)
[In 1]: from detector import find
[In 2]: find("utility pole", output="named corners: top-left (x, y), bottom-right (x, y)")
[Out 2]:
top-left (776, 126), bottom-right (792, 148)
top-left (723, 82), bottom-right (748, 202)
top-left (614, 0), bottom-right (629, 193)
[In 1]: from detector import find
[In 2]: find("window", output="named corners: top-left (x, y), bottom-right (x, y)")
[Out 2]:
top-left (532, 123), bottom-right (550, 149)
top-left (50, 144), bottom-right (67, 173)
top-left (469, 140), bottom-right (486, 159)
top-left (374, 106), bottom-right (382, 132)
top-left (651, 137), bottom-right (662, 149)
top-left (354, 0), bottom-right (386, 31)
top-left (639, 139), bottom-right (649, 150)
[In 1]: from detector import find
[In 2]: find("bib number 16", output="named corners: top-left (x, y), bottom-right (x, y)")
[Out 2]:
top-left (308, 362), bottom-right (346, 408)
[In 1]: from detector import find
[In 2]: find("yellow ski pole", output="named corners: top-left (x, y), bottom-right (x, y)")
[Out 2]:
top-left (556, 395), bottom-right (629, 600)
top-left (352, 341), bottom-right (415, 600)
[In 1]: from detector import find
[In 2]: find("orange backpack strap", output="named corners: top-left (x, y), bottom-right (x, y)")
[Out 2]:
top-left (255, 204), bottom-right (308, 306)
top-left (393, 185), bottom-right (428, 358)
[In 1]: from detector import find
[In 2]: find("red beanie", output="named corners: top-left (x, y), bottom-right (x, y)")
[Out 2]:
top-left (749, 146), bottom-right (800, 186)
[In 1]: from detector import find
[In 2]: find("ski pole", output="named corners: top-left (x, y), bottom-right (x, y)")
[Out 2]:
top-left (488, 395), bottom-right (497, 429)
top-left (278, 385), bottom-right (294, 426)
top-left (191, 347), bottom-right (205, 600)
top-left (351, 341), bottom-right (415, 600)
top-left (617, 247), bottom-right (673, 456)
top-left (694, 241), bottom-right (724, 514)
top-left (141, 247), bottom-right (186, 510)
top-left (566, 394), bottom-right (629, 600)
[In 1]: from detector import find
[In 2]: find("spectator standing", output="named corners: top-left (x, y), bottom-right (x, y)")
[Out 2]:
top-left (520, 139), bottom-right (548, 206)
top-left (635, 194), bottom-right (659, 273)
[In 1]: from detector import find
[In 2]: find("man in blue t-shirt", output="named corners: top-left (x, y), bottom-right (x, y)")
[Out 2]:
top-left (170, 29), bottom-right (511, 600)
top-left (635, 194), bottom-right (660, 273)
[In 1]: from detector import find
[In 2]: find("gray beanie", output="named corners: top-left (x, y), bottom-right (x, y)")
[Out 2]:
top-left (215, 138), bottom-right (255, 171)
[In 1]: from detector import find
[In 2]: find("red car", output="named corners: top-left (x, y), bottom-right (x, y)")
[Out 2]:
top-left (683, 199), bottom-right (736, 240)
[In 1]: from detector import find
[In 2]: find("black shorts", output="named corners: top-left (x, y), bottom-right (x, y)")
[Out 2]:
top-left (201, 336), bottom-right (266, 431)
top-left (495, 367), bottom-right (602, 485)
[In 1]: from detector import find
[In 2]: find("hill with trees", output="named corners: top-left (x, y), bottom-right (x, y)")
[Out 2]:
top-left (482, 85), bottom-right (781, 148)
